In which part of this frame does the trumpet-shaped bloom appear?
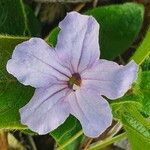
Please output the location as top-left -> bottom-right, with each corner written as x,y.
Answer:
6,12 -> 138,137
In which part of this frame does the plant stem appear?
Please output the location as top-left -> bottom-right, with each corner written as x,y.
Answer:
57,130 -> 83,150
83,138 -> 93,150
28,135 -> 37,150
0,130 -> 8,150
89,132 -> 127,150
129,26 -> 150,65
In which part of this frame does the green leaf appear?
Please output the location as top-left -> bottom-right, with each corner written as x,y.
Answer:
46,27 -> 60,47
125,125 -> 150,150
141,56 -> 150,71
0,0 -> 40,129
112,102 -> 150,150
121,105 -> 150,150
0,0 -> 41,36
47,3 -> 144,60
25,4 -> 41,36
130,27 -> 150,65
0,35 -> 34,129
139,71 -> 150,116
51,116 -> 82,150
111,71 -> 150,150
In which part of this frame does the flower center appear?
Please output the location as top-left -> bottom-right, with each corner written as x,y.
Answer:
68,73 -> 81,91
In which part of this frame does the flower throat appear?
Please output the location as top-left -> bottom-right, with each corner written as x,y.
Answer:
68,73 -> 81,90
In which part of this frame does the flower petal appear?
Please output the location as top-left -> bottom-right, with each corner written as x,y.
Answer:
20,84 -> 70,135
81,60 -> 138,99
7,38 -> 71,88
67,88 -> 112,137
56,12 -> 100,73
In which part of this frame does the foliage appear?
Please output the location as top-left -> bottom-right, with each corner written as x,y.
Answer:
0,0 -> 41,36
0,1 -> 149,150
111,71 -> 150,149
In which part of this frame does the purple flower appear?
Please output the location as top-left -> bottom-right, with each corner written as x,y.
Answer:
6,12 -> 138,137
